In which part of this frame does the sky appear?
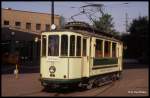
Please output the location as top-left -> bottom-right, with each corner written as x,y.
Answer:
2,1 -> 149,33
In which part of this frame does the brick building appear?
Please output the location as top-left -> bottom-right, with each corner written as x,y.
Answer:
1,8 -> 61,66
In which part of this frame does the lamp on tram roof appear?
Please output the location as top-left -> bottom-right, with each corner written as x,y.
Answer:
51,24 -> 56,30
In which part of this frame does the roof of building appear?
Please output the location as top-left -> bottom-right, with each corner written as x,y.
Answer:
2,8 -> 60,17
1,27 -> 40,41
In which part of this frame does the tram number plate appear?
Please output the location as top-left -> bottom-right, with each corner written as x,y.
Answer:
47,57 -> 59,61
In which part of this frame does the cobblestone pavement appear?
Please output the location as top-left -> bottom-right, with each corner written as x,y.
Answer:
1,66 -> 149,97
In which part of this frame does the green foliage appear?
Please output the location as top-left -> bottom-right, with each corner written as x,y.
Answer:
93,13 -> 114,33
129,16 -> 148,36
122,16 -> 149,63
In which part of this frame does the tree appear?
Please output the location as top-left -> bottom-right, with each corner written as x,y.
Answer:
93,13 -> 114,33
122,16 -> 149,63
129,16 -> 148,37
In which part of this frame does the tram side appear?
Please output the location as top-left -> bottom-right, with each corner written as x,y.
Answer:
39,31 -> 123,89
78,35 -> 123,89
89,37 -> 123,78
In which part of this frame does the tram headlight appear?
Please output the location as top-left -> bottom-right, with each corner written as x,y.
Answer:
49,66 -> 56,73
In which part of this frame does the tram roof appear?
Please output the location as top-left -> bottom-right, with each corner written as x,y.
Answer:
43,21 -> 122,42
43,29 -> 121,42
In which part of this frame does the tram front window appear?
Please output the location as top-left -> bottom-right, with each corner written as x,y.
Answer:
42,35 -> 46,56
61,35 -> 68,56
48,35 -> 59,56
76,36 -> 81,56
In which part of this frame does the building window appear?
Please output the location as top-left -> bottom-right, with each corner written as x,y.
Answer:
15,21 -> 21,27
4,20 -> 9,25
70,35 -> 75,56
83,38 -> 87,56
61,35 -> 68,56
48,35 -> 59,56
26,23 -> 31,30
112,43 -> 117,57
45,24 -> 50,31
76,36 -> 81,56
36,24 -> 41,30
104,41 -> 111,57
95,39 -> 103,58
42,35 -> 46,57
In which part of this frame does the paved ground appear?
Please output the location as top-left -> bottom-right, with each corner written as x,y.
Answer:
1,65 -> 149,97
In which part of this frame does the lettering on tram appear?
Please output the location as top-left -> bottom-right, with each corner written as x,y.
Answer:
39,22 -> 123,90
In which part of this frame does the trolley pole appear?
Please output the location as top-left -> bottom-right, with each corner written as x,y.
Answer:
125,12 -> 129,32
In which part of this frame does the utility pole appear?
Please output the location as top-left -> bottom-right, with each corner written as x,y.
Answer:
51,1 -> 56,30
51,1 -> 54,25
125,12 -> 128,32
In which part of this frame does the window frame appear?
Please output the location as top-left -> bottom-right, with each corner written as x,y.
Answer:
36,23 -> 41,30
104,40 -> 111,58
4,20 -> 9,26
61,35 -> 68,56
112,42 -> 117,58
82,38 -> 87,56
15,21 -> 21,27
76,36 -> 81,56
69,35 -> 75,56
26,22 -> 31,30
41,35 -> 47,57
48,35 -> 59,56
95,39 -> 103,58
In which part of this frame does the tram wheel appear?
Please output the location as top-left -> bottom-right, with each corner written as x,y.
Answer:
116,72 -> 122,80
86,79 -> 94,90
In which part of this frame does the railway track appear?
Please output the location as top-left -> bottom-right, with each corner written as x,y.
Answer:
94,81 -> 115,96
42,80 -> 116,97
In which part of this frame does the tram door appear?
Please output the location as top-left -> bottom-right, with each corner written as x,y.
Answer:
82,37 -> 90,77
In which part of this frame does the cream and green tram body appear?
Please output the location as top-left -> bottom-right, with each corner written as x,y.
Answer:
40,29 -> 123,89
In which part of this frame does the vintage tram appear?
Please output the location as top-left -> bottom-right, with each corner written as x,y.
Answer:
39,22 -> 123,89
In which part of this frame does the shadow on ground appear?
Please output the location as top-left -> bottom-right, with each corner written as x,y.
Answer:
42,86 -> 85,94
41,82 -> 113,95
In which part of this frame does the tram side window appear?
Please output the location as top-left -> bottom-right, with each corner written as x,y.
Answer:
48,35 -> 59,56
61,35 -> 68,56
95,39 -> 103,58
70,35 -> 75,56
42,35 -> 46,56
112,43 -> 116,57
83,38 -> 87,56
104,41 -> 111,57
76,36 -> 81,56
